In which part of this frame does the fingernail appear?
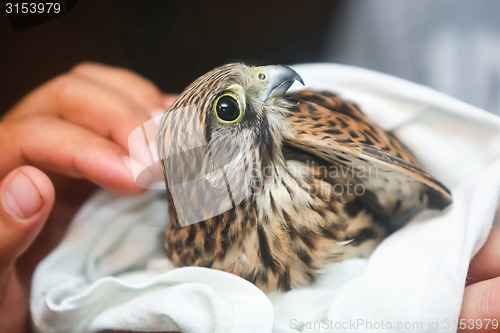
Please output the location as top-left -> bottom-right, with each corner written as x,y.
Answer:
163,94 -> 178,108
122,156 -> 153,189
1,171 -> 43,219
149,108 -> 165,119
122,155 -> 133,172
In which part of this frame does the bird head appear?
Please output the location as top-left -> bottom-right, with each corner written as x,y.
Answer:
158,63 -> 304,202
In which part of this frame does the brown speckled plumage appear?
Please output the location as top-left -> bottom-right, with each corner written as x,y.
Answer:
158,63 -> 451,292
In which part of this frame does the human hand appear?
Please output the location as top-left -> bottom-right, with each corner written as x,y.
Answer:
0,63 -> 176,332
460,227 -> 500,332
0,62 -> 175,193
0,166 -> 54,332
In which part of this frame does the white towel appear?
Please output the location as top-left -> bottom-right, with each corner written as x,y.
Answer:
31,64 -> 500,333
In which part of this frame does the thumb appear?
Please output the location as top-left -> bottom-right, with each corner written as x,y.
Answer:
0,166 -> 55,270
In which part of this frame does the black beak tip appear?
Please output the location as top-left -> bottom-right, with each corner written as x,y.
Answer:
283,65 -> 305,86
296,74 -> 305,86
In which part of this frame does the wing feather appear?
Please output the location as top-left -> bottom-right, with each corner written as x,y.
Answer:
284,89 -> 452,212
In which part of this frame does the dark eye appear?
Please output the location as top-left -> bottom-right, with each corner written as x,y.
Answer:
215,95 -> 241,123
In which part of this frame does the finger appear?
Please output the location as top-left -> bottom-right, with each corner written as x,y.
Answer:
149,94 -> 179,118
163,93 -> 179,109
468,228 -> 500,284
0,166 -> 55,271
459,276 -> 500,332
1,115 -> 149,194
0,266 -> 27,332
70,62 -> 167,112
10,73 -> 151,151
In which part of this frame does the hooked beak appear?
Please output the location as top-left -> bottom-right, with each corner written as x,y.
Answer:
256,65 -> 304,101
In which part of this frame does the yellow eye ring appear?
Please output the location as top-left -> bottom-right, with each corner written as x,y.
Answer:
213,93 -> 243,124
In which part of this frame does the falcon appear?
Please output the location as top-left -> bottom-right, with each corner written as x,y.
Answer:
157,63 -> 451,292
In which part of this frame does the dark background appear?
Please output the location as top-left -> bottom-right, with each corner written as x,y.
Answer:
0,0 -> 341,114
2,1 -> 500,115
